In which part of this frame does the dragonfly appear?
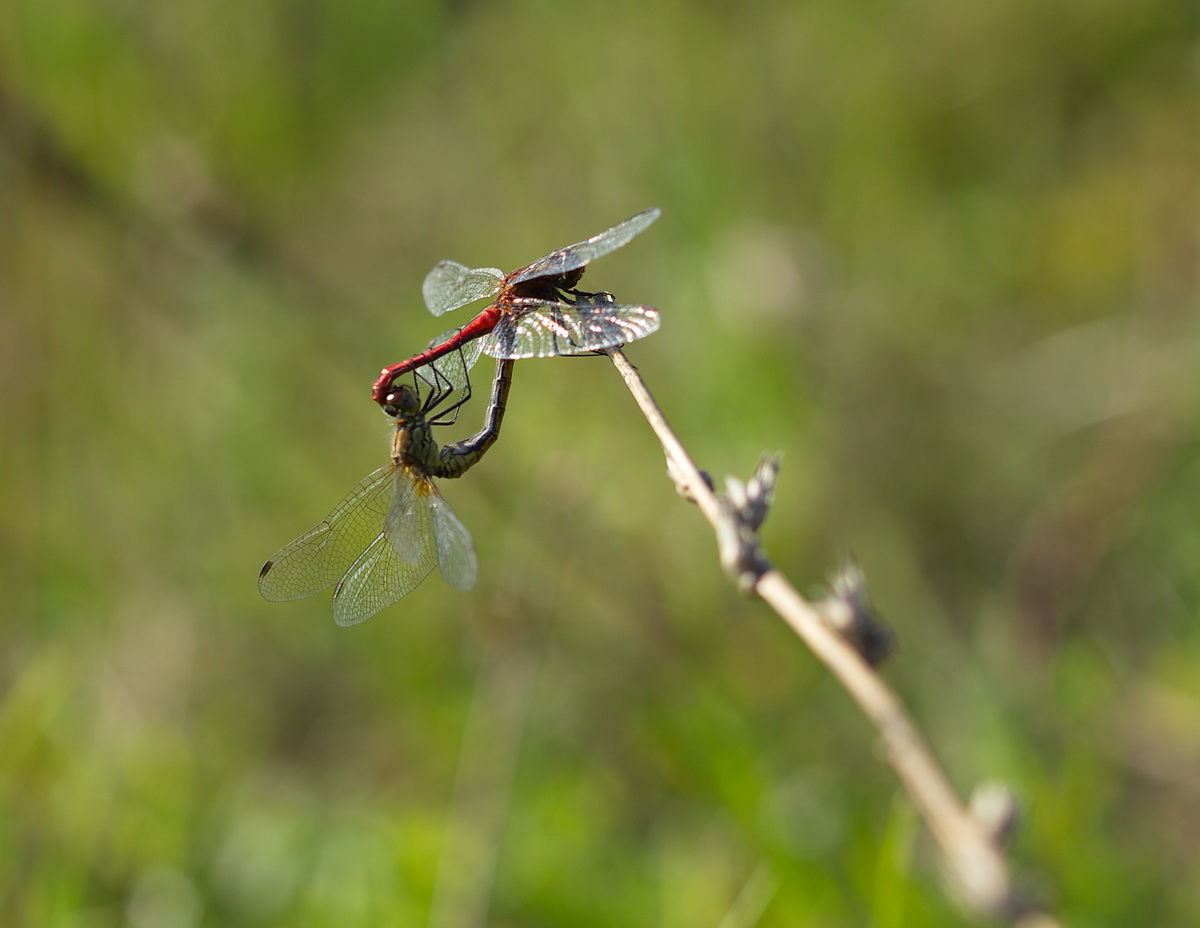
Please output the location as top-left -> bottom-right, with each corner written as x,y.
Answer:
260,350 -> 512,626
372,207 -> 661,408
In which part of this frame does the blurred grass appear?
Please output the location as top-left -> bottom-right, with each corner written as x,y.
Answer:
2,0 -> 1199,924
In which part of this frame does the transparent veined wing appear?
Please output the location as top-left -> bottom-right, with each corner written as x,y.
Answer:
417,327 -> 485,393
259,466 -> 397,603
332,470 -> 439,626
383,469 -> 427,564
479,299 -> 661,359
508,208 -> 661,287
429,492 -> 477,591
422,260 -> 504,316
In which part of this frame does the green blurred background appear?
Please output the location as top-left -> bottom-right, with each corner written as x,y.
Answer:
3,0 -> 1198,924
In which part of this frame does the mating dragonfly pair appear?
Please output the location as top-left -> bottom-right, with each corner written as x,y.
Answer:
259,208 -> 662,625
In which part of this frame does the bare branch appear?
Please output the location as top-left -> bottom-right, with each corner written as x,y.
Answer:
605,347 -> 1061,925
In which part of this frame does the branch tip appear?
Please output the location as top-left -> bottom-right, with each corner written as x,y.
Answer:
816,558 -> 895,667
969,781 -> 1021,851
716,454 -> 782,590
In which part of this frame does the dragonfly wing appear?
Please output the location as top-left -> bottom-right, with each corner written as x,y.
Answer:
332,534 -> 436,627
258,466 -> 396,603
331,471 -> 438,626
479,300 -> 661,359
508,208 -> 661,286
428,491 -> 478,591
423,260 -> 504,316
384,469 -> 433,564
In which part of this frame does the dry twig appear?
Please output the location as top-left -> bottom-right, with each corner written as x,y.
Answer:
605,347 -> 1061,926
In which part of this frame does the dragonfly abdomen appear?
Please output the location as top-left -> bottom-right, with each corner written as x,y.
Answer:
434,358 -> 514,480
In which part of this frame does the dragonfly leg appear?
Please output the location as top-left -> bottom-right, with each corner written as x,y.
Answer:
563,288 -> 617,306
424,348 -> 477,426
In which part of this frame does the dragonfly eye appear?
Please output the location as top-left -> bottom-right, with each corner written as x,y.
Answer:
383,384 -> 421,418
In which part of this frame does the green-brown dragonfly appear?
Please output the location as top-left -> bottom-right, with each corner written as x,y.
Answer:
260,345 -> 511,626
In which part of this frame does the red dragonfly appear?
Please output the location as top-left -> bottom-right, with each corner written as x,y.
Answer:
372,207 -> 661,407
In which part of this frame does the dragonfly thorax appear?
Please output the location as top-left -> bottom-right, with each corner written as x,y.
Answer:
391,416 -> 440,470
509,267 -> 586,302
386,383 -> 441,472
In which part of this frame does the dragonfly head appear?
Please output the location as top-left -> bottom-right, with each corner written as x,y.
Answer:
381,383 -> 422,420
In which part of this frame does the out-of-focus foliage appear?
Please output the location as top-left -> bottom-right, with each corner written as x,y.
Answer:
2,0 -> 1198,924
